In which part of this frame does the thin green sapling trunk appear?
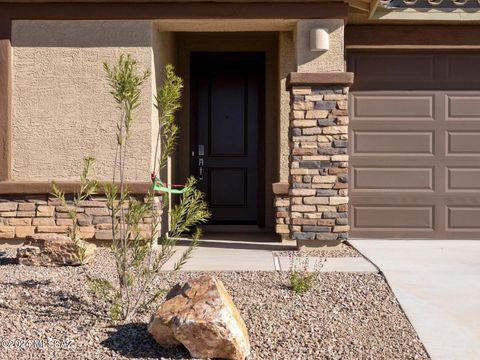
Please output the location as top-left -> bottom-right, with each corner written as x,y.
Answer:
88,55 -> 209,321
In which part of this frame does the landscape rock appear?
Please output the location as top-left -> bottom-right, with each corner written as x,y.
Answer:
148,275 -> 250,360
0,248 -> 430,360
16,233 -> 97,266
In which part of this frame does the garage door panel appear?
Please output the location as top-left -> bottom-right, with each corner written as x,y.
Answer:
348,50 -> 480,239
351,190 -> 480,202
353,167 -> 434,191
350,195 -> 443,238
447,207 -> 480,230
447,132 -> 480,155
352,94 -> 434,120
352,206 -> 434,230
447,168 -> 480,191
352,131 -> 434,155
447,94 -> 480,120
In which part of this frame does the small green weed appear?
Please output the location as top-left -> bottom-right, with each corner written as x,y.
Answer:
288,253 -> 326,294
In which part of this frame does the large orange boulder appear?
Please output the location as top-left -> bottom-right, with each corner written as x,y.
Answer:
148,275 -> 250,360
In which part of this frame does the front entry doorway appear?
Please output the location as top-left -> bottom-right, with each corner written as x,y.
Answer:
190,52 -> 265,225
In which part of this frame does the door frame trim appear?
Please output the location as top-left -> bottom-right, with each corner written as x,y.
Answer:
189,51 -> 266,226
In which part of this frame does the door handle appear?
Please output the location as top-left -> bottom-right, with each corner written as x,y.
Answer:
198,158 -> 204,180
198,145 -> 205,180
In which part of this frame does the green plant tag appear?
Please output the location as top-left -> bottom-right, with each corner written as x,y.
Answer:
152,178 -> 186,194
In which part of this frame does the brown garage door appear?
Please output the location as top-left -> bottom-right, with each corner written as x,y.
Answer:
348,51 -> 480,239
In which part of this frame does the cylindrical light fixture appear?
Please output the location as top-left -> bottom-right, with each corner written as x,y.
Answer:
310,28 -> 329,52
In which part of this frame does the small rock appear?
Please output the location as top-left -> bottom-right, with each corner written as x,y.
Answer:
148,275 -> 251,360
16,233 -> 96,266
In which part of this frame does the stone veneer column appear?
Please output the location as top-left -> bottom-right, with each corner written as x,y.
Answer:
286,72 -> 353,247
272,182 -> 290,240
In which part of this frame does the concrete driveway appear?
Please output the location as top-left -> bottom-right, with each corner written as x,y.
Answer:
350,240 -> 480,360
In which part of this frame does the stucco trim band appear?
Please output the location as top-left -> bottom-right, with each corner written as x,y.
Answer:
286,72 -> 354,89
0,2 -> 349,21
0,182 -> 160,195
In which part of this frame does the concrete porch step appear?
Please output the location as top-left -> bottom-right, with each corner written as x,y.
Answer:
162,238 -> 378,273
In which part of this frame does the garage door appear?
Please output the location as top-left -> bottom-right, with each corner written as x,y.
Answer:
348,51 -> 480,239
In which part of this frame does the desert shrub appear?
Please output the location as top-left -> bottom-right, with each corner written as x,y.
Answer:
87,55 -> 210,321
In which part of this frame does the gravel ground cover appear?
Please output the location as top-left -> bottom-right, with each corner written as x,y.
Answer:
274,242 -> 362,258
0,248 -> 428,360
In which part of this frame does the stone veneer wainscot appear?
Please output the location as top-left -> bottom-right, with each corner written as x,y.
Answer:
0,195 -> 155,241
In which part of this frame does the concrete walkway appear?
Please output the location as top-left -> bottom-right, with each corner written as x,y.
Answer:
162,238 -> 377,272
163,239 -> 285,271
350,240 -> 480,360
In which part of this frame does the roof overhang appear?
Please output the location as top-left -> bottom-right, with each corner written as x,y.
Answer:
381,0 -> 480,9
347,0 -> 480,22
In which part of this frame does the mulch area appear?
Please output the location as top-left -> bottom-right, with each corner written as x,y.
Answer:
273,242 -> 363,258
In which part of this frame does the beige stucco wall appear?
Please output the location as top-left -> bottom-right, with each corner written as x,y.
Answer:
152,28 -> 176,233
152,28 -> 176,183
12,20 -> 156,181
295,19 -> 345,73
278,31 -> 296,183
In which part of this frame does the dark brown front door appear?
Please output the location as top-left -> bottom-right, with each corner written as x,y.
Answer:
191,52 -> 265,224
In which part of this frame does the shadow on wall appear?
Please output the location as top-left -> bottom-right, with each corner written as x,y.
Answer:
12,20 -> 153,47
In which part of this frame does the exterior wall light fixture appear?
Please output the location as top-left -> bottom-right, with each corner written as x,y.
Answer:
310,28 -> 329,52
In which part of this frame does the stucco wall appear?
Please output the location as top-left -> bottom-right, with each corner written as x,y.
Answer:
152,29 -> 175,179
278,31 -> 296,183
152,28 -> 176,233
12,20 -> 155,181
295,19 -> 345,73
